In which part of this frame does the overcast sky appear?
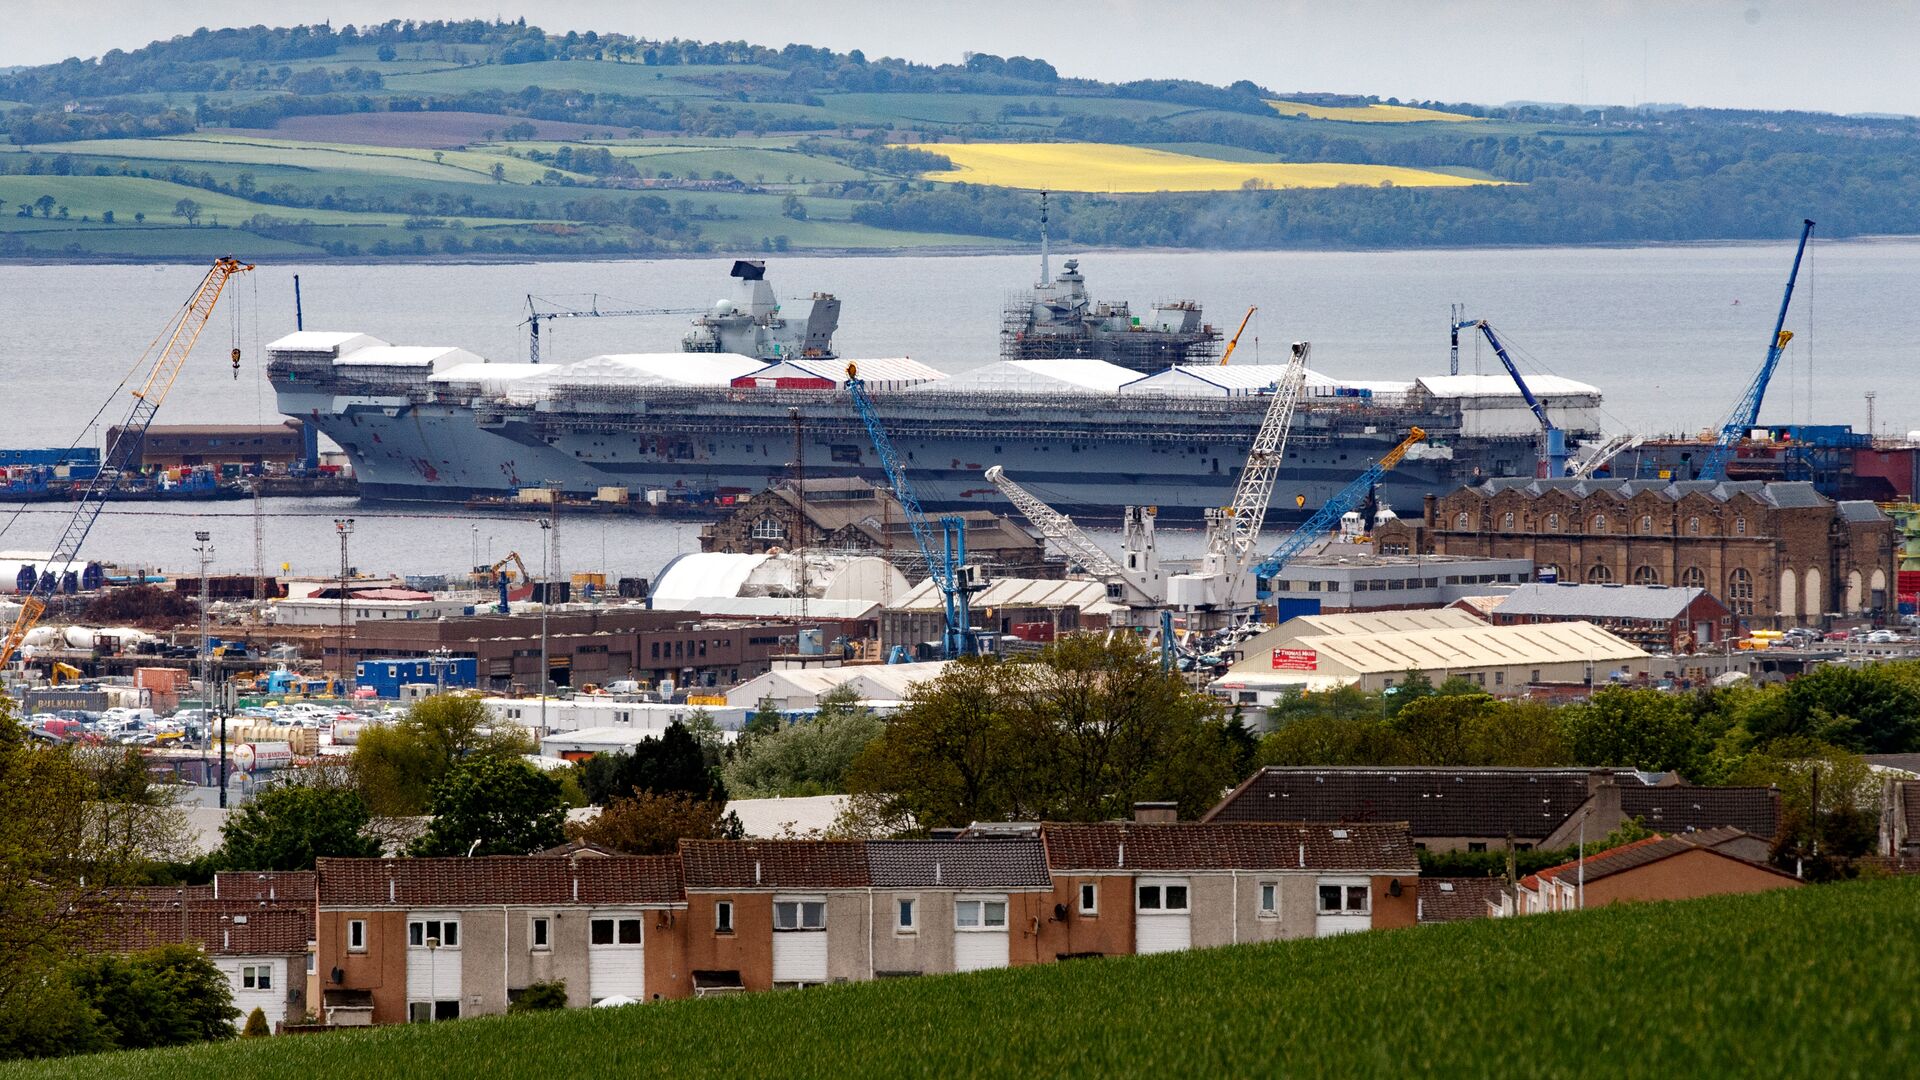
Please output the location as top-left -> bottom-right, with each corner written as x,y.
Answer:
4,0 -> 1913,116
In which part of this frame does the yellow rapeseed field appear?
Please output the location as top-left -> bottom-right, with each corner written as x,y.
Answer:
1266,100 -> 1476,123
911,142 -> 1503,193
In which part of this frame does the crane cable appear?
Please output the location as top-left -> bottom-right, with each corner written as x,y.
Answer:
0,279 -> 204,544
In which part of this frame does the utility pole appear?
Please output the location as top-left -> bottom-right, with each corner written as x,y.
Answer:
334,518 -> 354,688
430,646 -> 451,696
250,477 -> 266,620
195,531 -> 225,807
792,407 -> 809,626
538,516 -> 552,739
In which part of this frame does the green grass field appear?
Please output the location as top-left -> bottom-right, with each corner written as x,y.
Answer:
7,878 -> 1913,1078
381,61 -> 771,98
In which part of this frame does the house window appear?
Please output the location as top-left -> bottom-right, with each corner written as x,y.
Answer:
1681,566 -> 1706,590
955,898 -> 1008,929
1317,884 -> 1371,915
1136,883 -> 1190,912
1728,568 -> 1755,616
1258,882 -> 1279,918
1734,516 -> 1747,536
531,917 -> 550,950
1547,512 -> 1560,531
241,964 -> 272,990
1494,671 -> 1505,686
1454,511 -> 1470,530
897,898 -> 917,933
715,901 -> 733,935
773,899 -> 827,931
408,1001 -> 460,1023
1078,883 -> 1098,916
590,917 -> 642,945
307,951 -> 316,975
1633,565 -> 1660,585
1587,564 -> 1612,584
1687,516 -> 1700,535
1592,513 -> 1607,532
1502,511 -> 1515,530
1468,842 -> 1488,853
1640,514 -> 1653,534
408,919 -> 458,948
751,516 -> 785,540
348,920 -> 366,952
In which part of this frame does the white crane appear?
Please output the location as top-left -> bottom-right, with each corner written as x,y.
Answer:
1168,341 -> 1311,614
1571,433 -> 1644,479
983,466 -> 1165,610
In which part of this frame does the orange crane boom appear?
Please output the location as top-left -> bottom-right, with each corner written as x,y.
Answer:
1219,305 -> 1257,365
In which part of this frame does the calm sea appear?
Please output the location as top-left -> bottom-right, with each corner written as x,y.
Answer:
2,239 -> 1915,578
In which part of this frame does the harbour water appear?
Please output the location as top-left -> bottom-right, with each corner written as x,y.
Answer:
2,239 -> 1916,575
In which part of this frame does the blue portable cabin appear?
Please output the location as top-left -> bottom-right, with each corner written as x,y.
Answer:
353,656 -> 479,699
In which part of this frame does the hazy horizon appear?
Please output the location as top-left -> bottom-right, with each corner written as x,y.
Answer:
1,0 -> 1914,117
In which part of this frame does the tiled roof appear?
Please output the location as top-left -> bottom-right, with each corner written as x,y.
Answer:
679,840 -> 870,890
1205,766 -> 1650,840
1417,878 -> 1502,923
865,839 -> 1052,889
1039,822 -> 1417,873
1620,787 -> 1779,839
82,895 -> 312,955
213,870 -> 316,904
316,856 -> 684,907
1836,500 -> 1888,523
1467,477 -> 1836,509
1525,832 -> 1798,890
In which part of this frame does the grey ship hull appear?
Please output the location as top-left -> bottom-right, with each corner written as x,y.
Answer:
278,383 -> 1545,522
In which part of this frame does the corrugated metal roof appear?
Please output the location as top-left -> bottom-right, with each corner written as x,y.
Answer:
888,576 -> 1108,612
1494,582 -> 1705,620
1291,621 -> 1646,675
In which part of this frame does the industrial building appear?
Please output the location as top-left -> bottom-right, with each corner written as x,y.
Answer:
648,550 -> 907,623
1266,552 -> 1535,618
1376,478 -> 1895,628
103,420 -> 313,470
1477,581 -> 1736,654
882,577 -> 1116,656
1210,608 -> 1649,707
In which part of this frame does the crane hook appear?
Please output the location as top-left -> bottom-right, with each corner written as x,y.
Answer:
231,346 -> 242,380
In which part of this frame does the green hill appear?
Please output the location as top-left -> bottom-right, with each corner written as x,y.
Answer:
6,877 -> 1916,1078
3,20 -> 1920,260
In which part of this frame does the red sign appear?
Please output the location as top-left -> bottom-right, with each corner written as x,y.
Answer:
1271,648 -> 1318,671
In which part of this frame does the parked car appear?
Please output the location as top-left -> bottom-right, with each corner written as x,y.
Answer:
1866,629 -> 1900,643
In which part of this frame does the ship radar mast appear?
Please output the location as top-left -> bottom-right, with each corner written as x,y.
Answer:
1038,190 -> 1050,287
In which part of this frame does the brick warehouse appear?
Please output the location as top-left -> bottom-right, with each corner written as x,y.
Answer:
1374,478 -> 1893,629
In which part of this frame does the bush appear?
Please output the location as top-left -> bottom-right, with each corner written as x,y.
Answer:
64,944 -> 238,1050
509,981 -> 569,1013
241,1007 -> 269,1038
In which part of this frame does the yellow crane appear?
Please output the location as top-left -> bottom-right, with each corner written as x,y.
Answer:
1,257 -> 253,669
1219,305 -> 1257,365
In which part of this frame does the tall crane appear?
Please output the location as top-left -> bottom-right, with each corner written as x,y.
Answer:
1249,427 -> 1427,596
1571,433 -> 1644,479
1697,218 -> 1816,482
846,363 -> 980,659
482,552 -> 534,614
983,466 -> 1164,609
1463,318 -> 1566,478
2,257 -> 254,668
1219,306 -> 1257,365
521,294 -> 705,362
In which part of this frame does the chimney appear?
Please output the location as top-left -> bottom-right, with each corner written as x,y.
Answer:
1133,801 -> 1178,824
1423,492 -> 1438,527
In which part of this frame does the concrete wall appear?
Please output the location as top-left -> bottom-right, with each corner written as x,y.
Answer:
871,890 -> 956,976
826,893 -> 871,984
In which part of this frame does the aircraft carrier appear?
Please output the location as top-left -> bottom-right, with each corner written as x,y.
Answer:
267,261 -> 1602,522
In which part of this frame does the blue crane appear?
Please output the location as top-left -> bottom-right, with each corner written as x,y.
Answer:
1461,318 -> 1566,478
1250,428 -> 1426,599
845,363 -> 978,660
1697,219 -> 1816,482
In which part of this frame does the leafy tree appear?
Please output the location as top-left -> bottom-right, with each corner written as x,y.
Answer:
724,685 -> 882,797
745,696 -> 783,738
171,198 -> 201,225
241,1007 -> 269,1037
411,756 -> 566,857
578,721 -> 725,805
352,694 -> 532,815
33,195 -> 54,218
508,981 -> 568,1013
217,781 -> 381,871
65,944 -> 238,1050
1559,687 -> 1708,775
566,791 -> 742,855
1725,737 -> 1879,879
1772,663 -> 1920,754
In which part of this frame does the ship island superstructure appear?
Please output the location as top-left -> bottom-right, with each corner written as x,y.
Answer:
267,263 -> 1603,521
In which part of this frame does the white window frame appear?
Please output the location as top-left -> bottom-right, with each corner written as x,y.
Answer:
1136,879 -> 1191,913
954,895 -> 1008,931
407,917 -> 460,949
241,964 -> 272,990
714,900 -> 734,935
1257,880 -> 1279,918
896,897 -> 917,934
1316,879 -> 1371,915
1078,882 -> 1098,916
306,951 -> 317,975
589,914 -> 644,947
347,919 -> 366,952
772,896 -> 827,932
530,916 -> 550,951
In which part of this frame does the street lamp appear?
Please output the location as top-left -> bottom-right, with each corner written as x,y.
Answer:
333,518 -> 354,688
538,517 -> 552,738
194,531 -> 225,808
